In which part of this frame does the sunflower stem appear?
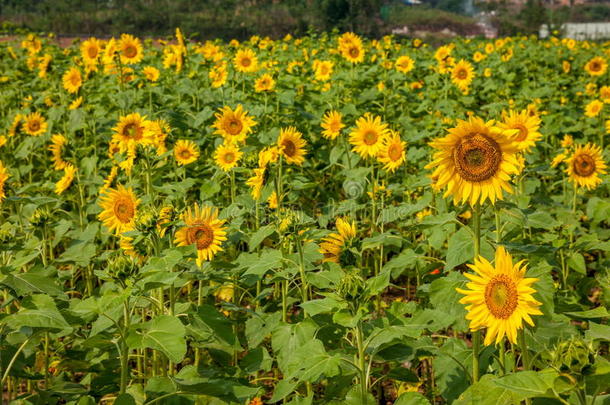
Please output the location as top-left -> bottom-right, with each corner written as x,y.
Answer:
518,328 -> 530,371
472,202 -> 482,383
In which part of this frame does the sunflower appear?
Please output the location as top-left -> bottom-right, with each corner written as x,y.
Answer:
234,49 -> 258,73
209,65 -> 228,88
456,246 -> 543,346
584,56 -> 607,76
69,96 -> 83,110
565,143 -> 607,190
0,161 -> 9,203
562,60 -> 570,73
49,134 -> 68,170
23,112 -> 48,137
112,113 -> 148,151
119,34 -> 144,64
9,114 -> 23,137
313,60 -> 333,81
143,66 -> 160,82
319,217 -> 357,265
212,105 -> 256,144
98,185 -> 140,235
395,55 -> 414,74
254,73 -> 275,92
143,119 -> 170,155
497,110 -> 542,153
81,37 -> 102,64
214,142 -> 242,171
341,41 -> 364,64
174,140 -> 200,166
246,168 -> 266,200
277,127 -> 307,165
585,100 -> 603,118
258,146 -> 279,168
349,113 -> 390,159
377,130 -> 407,172
321,110 -> 344,140
62,67 -> 82,94
451,59 -> 475,92
426,116 -> 521,206
55,164 -> 76,195
174,204 -> 227,267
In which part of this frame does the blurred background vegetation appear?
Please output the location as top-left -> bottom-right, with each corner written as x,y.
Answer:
1,0 -> 610,40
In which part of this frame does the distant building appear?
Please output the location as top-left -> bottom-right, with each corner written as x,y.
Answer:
540,22 -> 610,39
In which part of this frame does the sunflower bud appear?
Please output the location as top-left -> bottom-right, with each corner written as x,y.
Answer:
338,268 -> 366,301
551,338 -> 595,376
29,208 -> 49,227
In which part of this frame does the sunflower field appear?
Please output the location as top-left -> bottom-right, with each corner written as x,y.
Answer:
0,30 -> 609,405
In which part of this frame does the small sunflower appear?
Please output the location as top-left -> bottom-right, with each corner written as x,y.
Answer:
254,73 -> 275,92
9,114 -> 23,137
565,143 -> 607,190
143,66 -> 160,82
69,96 -> 83,110
212,105 -> 256,144
214,142 -> 242,171
62,67 -> 82,94
451,59 -> 475,92
395,55 -> 415,74
277,127 -> 307,165
174,204 -> 227,267
319,217 -> 357,265
456,246 -> 543,346
48,134 -> 68,170
321,110 -> 344,140
234,49 -> 258,73
339,33 -> 365,64
81,37 -> 102,64
377,130 -> 407,172
585,100 -> 603,118
98,185 -> 140,235
0,161 -> 9,203
426,116 -> 521,206
112,113 -> 149,151
246,168 -> 266,200
349,113 -> 390,159
23,112 -> 48,137
55,164 -> 76,195
174,140 -> 200,166
497,110 -> 542,153
119,34 -> 144,64
313,60 -> 333,81
584,56 -> 607,76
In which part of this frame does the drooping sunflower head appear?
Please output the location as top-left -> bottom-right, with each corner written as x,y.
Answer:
451,59 -> 475,92
246,167 -> 266,200
377,130 -> 407,173
9,114 -> 23,137
277,126 -> 307,166
395,55 -> 414,74
319,217 -> 358,266
48,134 -> 69,170
254,73 -> 275,92
98,185 -> 140,235
234,48 -> 258,73
23,112 -> 48,137
566,143 -> 607,190
174,203 -> 227,267
112,113 -> 148,151
321,110 -> 344,140
584,56 -> 607,76
81,37 -> 102,63
456,246 -> 543,346
426,116 -> 521,206
119,34 -> 144,64
55,164 -> 77,195
349,113 -> 390,159
498,109 -> 542,153
62,67 -> 82,94
0,161 -> 9,203
212,104 -> 257,144
214,142 -> 243,171
174,139 -> 200,166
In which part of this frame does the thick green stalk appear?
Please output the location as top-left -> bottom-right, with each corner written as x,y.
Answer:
471,202 -> 482,383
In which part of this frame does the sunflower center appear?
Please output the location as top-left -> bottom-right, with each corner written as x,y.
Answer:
223,152 -> 235,163
484,274 -> 518,319
363,130 -> 378,145
87,46 -> 98,59
591,61 -> 600,72
225,118 -> 243,135
123,123 -> 142,140
187,224 -> 214,250
180,149 -> 192,159
513,124 -> 529,142
282,139 -> 296,157
241,57 -> 251,67
388,143 -> 402,161
573,153 -> 596,177
113,199 -> 135,223
453,134 -> 502,182
320,66 -> 329,75
329,120 -> 341,132
30,121 -> 40,131
70,74 -> 80,86
456,68 -> 468,80
124,45 -> 137,58
349,46 -> 359,58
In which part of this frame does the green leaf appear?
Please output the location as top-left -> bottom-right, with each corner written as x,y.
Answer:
527,211 -> 559,229
564,307 -> 609,319
444,227 -> 473,271
300,297 -> 346,317
240,249 -> 283,277
249,225 -> 276,252
189,304 -> 238,348
57,242 -> 96,267
245,311 -> 282,348
395,392 -> 431,405
127,315 -> 186,363
586,322 -> 610,341
567,253 -> 586,274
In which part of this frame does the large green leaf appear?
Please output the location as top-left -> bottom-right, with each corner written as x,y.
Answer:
127,315 -> 186,363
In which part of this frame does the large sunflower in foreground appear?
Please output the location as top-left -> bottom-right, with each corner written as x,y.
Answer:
456,246 -> 542,346
319,217 -> 357,265
23,112 -> 48,137
451,59 -> 475,92
426,116 -> 520,206
497,110 -> 542,153
339,32 -> 365,64
212,105 -> 256,144
395,55 -> 414,74
0,161 -> 9,203
277,127 -> 307,165
98,185 -> 140,235
81,37 -> 102,64
565,143 -> 607,190
174,204 -> 227,267
119,34 -> 144,64
349,113 -> 390,159
214,142 -> 242,171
